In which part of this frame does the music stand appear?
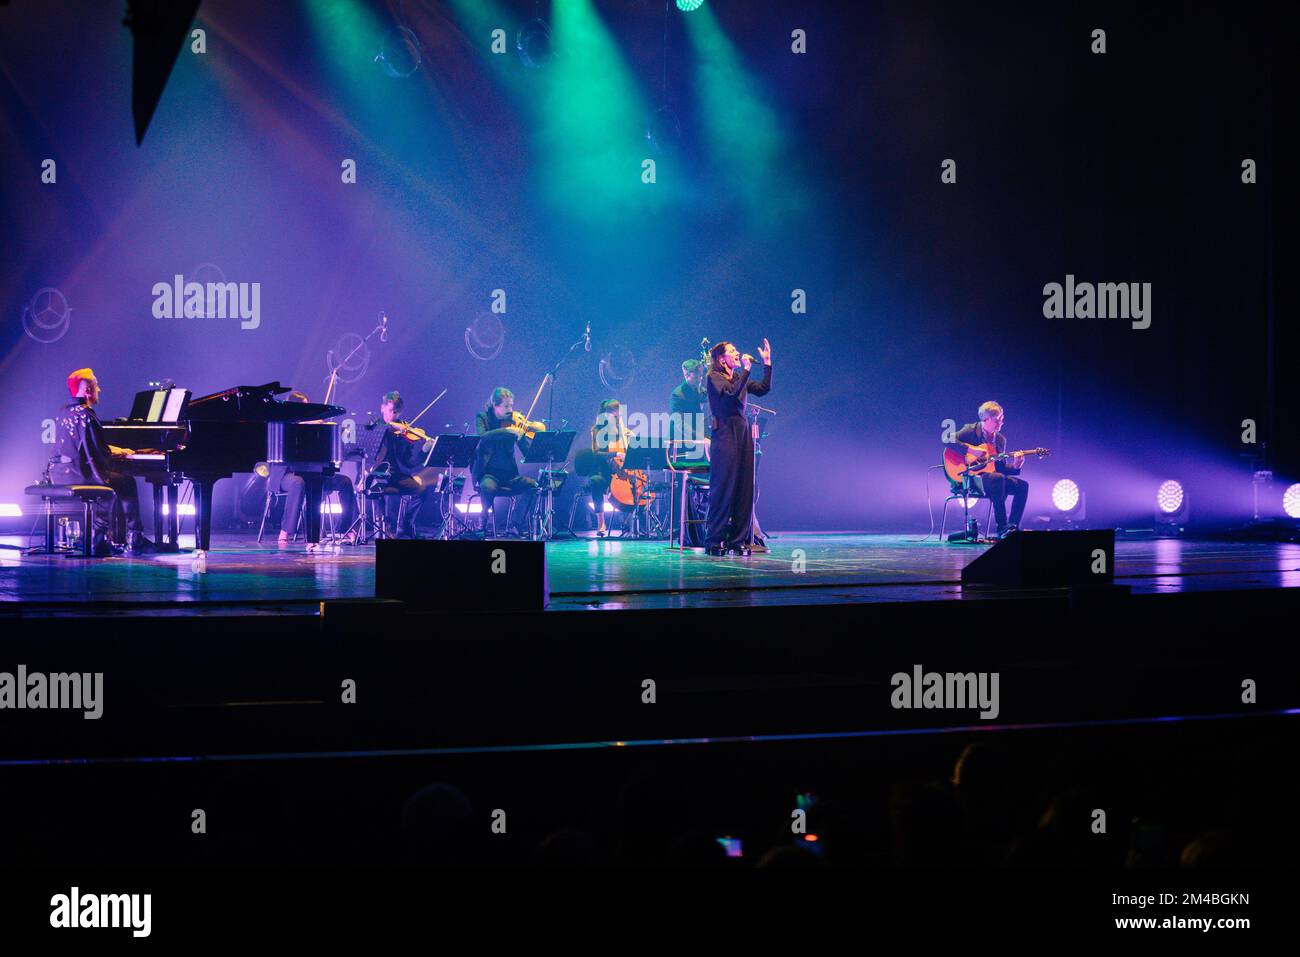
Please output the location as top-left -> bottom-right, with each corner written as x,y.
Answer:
617,444 -> 665,539
420,434 -> 481,540
521,430 -> 576,540
344,421 -> 393,544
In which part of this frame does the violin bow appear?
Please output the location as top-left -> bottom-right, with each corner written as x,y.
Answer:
404,388 -> 447,428
522,373 -> 550,425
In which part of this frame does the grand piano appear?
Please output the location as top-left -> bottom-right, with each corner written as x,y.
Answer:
103,383 -> 344,552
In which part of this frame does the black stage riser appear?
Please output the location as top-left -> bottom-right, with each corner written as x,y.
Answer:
961,530 -> 1116,588
375,539 -> 548,611
2,588 -> 1298,762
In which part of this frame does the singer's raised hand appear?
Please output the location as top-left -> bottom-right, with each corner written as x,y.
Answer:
758,338 -> 771,364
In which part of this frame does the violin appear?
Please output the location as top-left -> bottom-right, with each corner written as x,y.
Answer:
506,410 -> 546,441
386,389 -> 447,445
390,421 -> 433,443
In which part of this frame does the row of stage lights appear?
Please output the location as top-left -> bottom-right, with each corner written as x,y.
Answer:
1046,478 -> 1300,533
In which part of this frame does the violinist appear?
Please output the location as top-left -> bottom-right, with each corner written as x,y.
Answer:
274,391 -> 357,544
473,387 -> 539,537
373,390 -> 436,539
585,399 -> 630,538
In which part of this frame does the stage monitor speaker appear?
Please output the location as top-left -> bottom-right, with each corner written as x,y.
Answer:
376,539 -> 548,611
960,529 -> 1114,588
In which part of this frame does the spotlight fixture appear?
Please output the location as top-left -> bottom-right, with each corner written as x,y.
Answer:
1156,480 -> 1184,514
1283,483 -> 1300,520
676,0 -> 705,11
1154,479 -> 1188,536
1050,478 -> 1086,524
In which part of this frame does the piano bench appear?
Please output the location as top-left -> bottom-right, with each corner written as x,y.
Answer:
24,484 -> 116,557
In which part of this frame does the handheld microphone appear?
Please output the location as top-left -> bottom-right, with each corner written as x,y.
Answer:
584,321 -> 591,352
379,312 -> 388,343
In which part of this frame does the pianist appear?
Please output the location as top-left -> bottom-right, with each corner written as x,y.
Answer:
272,391 -> 357,544
50,368 -> 150,555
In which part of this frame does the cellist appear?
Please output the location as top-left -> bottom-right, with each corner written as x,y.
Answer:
583,399 -> 631,538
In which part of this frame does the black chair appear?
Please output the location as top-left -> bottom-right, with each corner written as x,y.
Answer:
469,478 -> 519,539
25,483 -> 117,557
258,483 -> 343,543
665,439 -> 711,550
939,480 -> 995,540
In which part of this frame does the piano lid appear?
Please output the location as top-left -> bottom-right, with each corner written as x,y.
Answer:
187,382 -> 344,422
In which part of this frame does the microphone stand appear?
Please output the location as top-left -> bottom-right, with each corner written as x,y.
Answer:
546,332 -> 588,430
323,317 -> 386,407
747,401 -> 775,546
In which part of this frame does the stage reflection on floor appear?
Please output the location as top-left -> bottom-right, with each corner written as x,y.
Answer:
4,531 -> 1299,615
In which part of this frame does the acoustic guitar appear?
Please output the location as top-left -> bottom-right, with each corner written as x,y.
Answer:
943,444 -> 1050,484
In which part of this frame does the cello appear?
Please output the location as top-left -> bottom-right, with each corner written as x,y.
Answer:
605,414 -> 655,508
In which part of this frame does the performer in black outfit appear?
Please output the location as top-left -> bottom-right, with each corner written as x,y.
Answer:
704,339 -> 772,556
370,390 -> 435,538
944,400 -> 1028,540
49,367 -> 148,555
272,391 -> 356,544
473,387 -> 539,537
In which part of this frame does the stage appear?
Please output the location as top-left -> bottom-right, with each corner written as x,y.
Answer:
2,530 -> 1298,615
1,526 -> 1297,764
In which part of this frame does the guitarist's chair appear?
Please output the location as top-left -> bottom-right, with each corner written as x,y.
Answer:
940,478 -> 994,541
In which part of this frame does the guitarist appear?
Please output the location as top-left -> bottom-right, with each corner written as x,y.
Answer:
944,401 -> 1029,540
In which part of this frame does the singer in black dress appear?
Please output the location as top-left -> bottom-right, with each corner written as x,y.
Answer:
704,339 -> 771,555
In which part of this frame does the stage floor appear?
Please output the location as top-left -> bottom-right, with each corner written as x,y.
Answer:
2,531 -> 1298,614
